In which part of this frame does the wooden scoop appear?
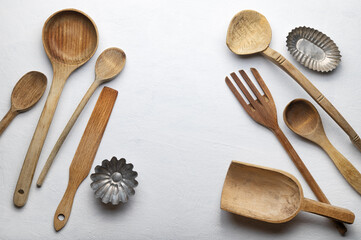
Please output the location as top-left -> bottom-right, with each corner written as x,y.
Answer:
284,99 -> 361,195
221,161 -> 355,224
13,9 -> 98,207
54,87 -> 117,231
226,10 -> 361,153
37,47 -> 126,187
0,71 -> 47,135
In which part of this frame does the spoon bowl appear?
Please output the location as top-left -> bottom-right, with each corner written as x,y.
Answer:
11,71 -> 47,112
0,71 -> 47,135
284,99 -> 361,195
95,47 -> 126,82
221,161 -> 354,224
283,99 -> 322,139
226,10 -> 272,55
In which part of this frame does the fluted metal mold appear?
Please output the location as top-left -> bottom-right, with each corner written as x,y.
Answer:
286,26 -> 341,72
90,157 -> 138,205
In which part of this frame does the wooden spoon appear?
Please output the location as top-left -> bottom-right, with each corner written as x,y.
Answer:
226,10 -> 361,153
54,87 -> 118,231
221,161 -> 355,224
284,99 -> 361,195
0,71 -> 47,135
36,47 -> 126,187
13,9 -> 98,207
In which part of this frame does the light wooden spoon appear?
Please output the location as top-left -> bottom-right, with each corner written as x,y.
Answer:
226,10 -> 361,153
284,99 -> 361,195
221,161 -> 355,224
0,71 -> 47,135
37,47 -> 126,187
13,9 -> 98,207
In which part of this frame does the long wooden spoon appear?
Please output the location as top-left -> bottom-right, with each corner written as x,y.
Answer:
226,10 -> 361,152
36,47 -> 126,187
0,72 -> 47,135
54,87 -> 118,231
284,99 -> 361,195
13,9 -> 98,207
221,161 -> 355,224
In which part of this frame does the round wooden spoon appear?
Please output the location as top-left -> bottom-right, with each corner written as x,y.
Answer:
284,99 -> 361,195
37,47 -> 126,187
221,161 -> 354,224
0,72 -> 47,135
226,10 -> 361,153
13,9 -> 98,207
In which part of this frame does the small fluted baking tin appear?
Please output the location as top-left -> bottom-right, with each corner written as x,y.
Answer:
90,157 -> 138,205
286,26 -> 341,72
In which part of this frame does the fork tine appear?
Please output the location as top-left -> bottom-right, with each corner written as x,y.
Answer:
250,68 -> 273,100
230,72 -> 256,107
225,77 -> 251,113
239,70 -> 263,101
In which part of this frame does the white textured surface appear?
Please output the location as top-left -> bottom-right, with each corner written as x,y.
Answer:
0,0 -> 361,239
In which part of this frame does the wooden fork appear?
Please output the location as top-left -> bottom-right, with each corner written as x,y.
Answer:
226,68 -> 347,234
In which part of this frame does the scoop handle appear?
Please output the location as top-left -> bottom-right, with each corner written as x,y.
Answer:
262,47 -> 361,152
0,108 -> 18,135
13,68 -> 71,207
302,198 -> 355,224
54,181 -> 77,231
320,140 -> 361,195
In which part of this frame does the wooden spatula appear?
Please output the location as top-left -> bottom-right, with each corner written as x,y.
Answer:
53,86 -> 117,231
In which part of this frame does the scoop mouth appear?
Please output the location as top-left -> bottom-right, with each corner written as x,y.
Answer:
226,10 -> 272,55
42,9 -> 98,65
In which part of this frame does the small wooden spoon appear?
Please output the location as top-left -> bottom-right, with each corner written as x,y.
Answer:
284,99 -> 361,195
221,161 -> 355,224
0,72 -> 47,135
226,10 -> 361,153
37,47 -> 126,187
13,9 -> 98,207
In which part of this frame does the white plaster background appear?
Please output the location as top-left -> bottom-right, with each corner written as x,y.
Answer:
0,0 -> 360,239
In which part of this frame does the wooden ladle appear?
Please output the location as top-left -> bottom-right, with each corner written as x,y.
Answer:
0,71 -> 47,135
284,99 -> 361,195
37,47 -> 126,187
226,10 -> 361,152
221,161 -> 355,224
13,9 -> 98,207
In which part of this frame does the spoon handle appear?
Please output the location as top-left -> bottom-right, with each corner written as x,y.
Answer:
262,47 -> 361,152
0,108 -> 18,135
36,81 -> 100,187
321,140 -> 361,195
302,198 -> 354,224
13,69 -> 70,207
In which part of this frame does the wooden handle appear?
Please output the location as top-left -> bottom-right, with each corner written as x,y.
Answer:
54,182 -> 77,231
262,47 -> 361,152
0,108 -> 18,135
13,69 -> 69,207
54,87 -> 118,231
273,127 -> 347,234
36,81 -> 100,187
320,140 -> 361,195
302,198 -> 355,224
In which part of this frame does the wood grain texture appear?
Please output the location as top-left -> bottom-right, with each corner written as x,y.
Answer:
226,9 -> 361,156
36,47 -> 126,187
54,87 -> 118,232
284,99 -> 361,194
221,161 -> 355,224
13,9 -> 98,207
225,68 -> 347,234
0,71 -> 47,135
